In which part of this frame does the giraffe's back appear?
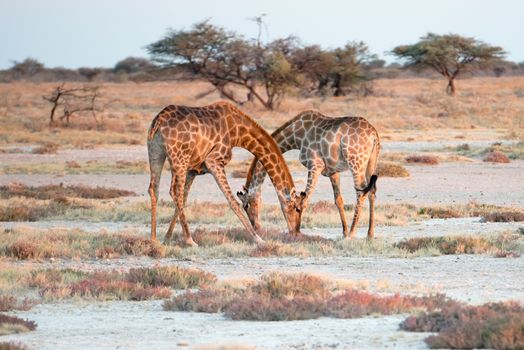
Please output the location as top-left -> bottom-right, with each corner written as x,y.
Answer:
285,111 -> 379,175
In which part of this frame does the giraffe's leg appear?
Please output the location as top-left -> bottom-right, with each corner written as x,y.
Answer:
347,173 -> 368,239
329,173 -> 349,238
302,161 -> 324,210
169,170 -> 197,247
164,171 -> 196,243
147,147 -> 166,241
367,186 -> 377,239
205,160 -> 264,245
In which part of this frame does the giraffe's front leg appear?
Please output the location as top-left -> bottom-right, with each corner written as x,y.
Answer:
205,159 -> 264,245
301,160 -> 324,211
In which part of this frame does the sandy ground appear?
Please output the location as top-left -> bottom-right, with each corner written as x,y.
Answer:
2,140 -> 524,350
2,302 -> 428,350
1,160 -> 523,206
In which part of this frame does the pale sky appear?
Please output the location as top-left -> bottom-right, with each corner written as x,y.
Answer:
1,0 -> 523,69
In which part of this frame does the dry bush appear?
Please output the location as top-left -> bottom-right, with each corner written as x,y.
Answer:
0,342 -> 28,350
418,207 -> 462,219
0,197 -> 89,221
394,236 -> 495,255
405,154 -> 440,165
483,151 -> 510,163
2,229 -> 166,260
31,266 -> 215,301
31,142 -> 59,154
165,272 -> 453,321
0,296 -> 34,312
125,266 -> 216,289
250,242 -> 283,257
0,314 -> 37,336
0,183 -> 135,200
230,169 -> 248,179
401,301 -> 524,349
482,211 -> 524,222
164,288 -> 240,313
377,162 -> 410,177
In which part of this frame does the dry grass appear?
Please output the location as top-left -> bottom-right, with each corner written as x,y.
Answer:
394,236 -> 497,255
1,78 -> 523,149
0,160 -> 149,175
2,227 -> 521,261
0,182 -> 136,200
164,272 -> 453,321
0,314 -> 36,336
30,266 -> 215,301
31,142 -> 59,154
405,154 -> 440,165
1,228 -> 167,259
482,211 -> 524,222
483,151 -> 511,163
376,162 -> 410,177
401,301 -> 524,349
0,296 -> 34,312
0,342 -> 28,350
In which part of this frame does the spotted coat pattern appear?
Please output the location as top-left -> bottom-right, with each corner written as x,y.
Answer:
147,101 -> 302,245
238,110 -> 380,239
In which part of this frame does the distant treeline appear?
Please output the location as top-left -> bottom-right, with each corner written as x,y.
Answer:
2,56 -> 523,84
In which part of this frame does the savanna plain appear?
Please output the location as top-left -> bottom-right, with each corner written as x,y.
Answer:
1,77 -> 524,350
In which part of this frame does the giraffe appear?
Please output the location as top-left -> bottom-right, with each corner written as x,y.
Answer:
237,110 -> 380,239
147,101 -> 304,246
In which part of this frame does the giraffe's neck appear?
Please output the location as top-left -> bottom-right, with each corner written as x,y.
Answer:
243,114 -> 306,199
227,109 -> 296,206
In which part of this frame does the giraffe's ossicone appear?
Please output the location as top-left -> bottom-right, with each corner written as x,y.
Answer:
147,101 -> 303,246
238,110 -> 380,239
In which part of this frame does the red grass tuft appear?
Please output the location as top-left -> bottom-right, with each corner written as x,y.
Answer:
483,151 -> 510,163
405,154 -> 440,165
401,301 -> 524,349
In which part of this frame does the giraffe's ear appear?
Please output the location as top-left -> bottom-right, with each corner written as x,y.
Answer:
289,188 -> 297,200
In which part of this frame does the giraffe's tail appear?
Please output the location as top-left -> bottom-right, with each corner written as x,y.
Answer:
362,136 -> 380,195
148,115 -> 162,141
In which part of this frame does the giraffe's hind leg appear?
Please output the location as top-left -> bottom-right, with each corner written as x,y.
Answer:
347,173 -> 368,239
164,171 -> 196,243
147,139 -> 166,241
329,173 -> 349,238
367,182 -> 377,239
169,169 -> 198,247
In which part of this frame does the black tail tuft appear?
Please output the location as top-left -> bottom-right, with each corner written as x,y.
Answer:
362,175 -> 378,195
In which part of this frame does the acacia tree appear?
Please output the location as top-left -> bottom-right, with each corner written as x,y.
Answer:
146,21 -> 298,109
291,42 -> 374,96
392,33 -> 505,95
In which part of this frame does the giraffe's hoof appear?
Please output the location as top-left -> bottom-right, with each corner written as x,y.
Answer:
185,238 -> 199,247
254,236 -> 265,246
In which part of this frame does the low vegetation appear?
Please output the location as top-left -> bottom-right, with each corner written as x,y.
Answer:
482,211 -> 524,222
405,154 -> 440,165
0,342 -> 28,350
376,162 -> 410,177
0,183 -> 135,200
483,151 -> 511,163
0,296 -> 34,312
164,272 -> 453,321
0,314 -> 36,336
401,301 -> 524,349
2,227 -> 521,260
30,266 -> 215,301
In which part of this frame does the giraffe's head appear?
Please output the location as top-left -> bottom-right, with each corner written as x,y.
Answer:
237,187 -> 305,235
237,186 -> 262,231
